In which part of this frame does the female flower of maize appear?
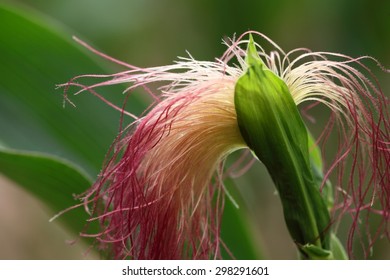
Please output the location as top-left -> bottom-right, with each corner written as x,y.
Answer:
62,31 -> 389,259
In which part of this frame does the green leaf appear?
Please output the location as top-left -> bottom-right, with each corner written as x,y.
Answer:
308,132 -> 334,211
301,244 -> 332,260
221,178 -> 263,259
234,39 -> 331,257
0,148 -> 96,234
0,4 -> 145,176
300,234 -> 348,260
308,132 -> 323,171
329,233 -> 348,260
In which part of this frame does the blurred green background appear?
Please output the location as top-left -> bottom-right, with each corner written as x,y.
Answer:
0,0 -> 388,259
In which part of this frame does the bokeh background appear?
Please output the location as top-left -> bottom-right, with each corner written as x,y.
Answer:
0,0 -> 389,259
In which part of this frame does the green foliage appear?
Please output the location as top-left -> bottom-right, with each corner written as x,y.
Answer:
0,148 -> 95,234
0,4 -> 144,175
308,133 -> 334,211
221,179 -> 263,259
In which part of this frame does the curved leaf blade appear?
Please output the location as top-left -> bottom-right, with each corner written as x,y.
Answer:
0,148 -> 95,234
0,4 -> 145,175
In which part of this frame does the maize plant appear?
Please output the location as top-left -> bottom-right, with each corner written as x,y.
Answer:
61,31 -> 389,260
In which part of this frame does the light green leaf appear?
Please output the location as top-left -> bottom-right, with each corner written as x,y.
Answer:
300,234 -> 348,260
301,244 -> 332,260
308,132 -> 334,210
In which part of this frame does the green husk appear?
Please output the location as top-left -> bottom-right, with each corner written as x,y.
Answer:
234,36 -> 333,258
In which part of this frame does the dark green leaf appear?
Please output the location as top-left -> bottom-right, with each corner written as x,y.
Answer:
221,178 -> 263,259
0,4 -> 145,176
0,148 -> 96,234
